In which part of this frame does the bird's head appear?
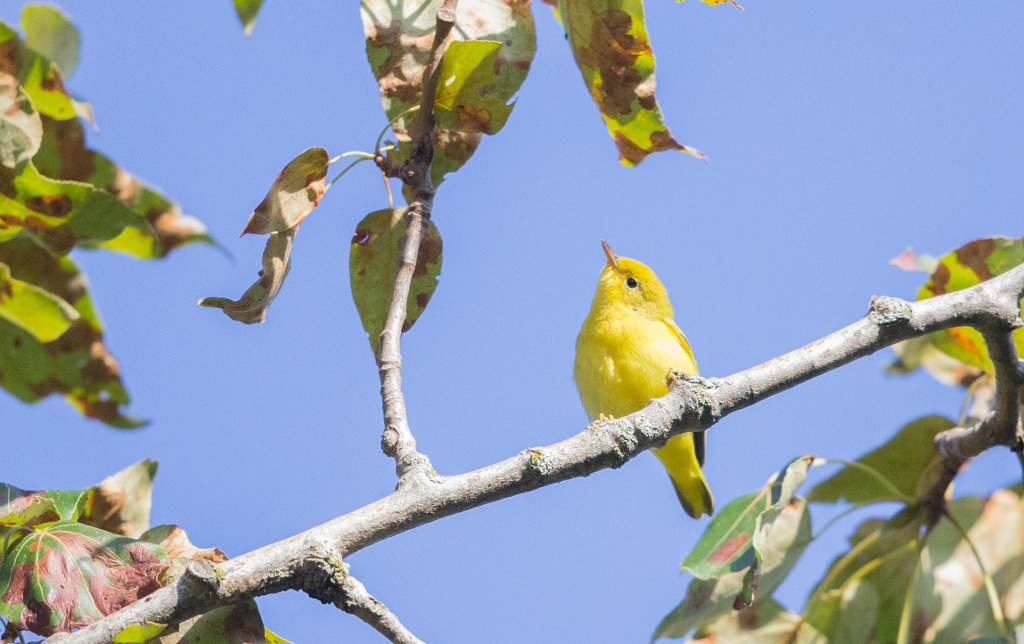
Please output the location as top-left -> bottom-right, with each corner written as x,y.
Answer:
593,241 -> 674,319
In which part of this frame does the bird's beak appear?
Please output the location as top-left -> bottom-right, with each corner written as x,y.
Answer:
602,240 -> 620,272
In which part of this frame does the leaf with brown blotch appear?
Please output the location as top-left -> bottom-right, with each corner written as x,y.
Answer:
435,41 -> 512,135
0,20 -> 75,121
0,72 -> 42,169
241,148 -> 328,236
82,460 -> 158,539
912,236 -> 1024,373
0,232 -> 142,427
139,524 -> 228,588
361,0 -> 535,193
199,225 -> 296,324
0,521 -> 166,636
0,487 -> 86,527
33,115 -> 213,258
550,0 -> 706,166
350,208 -> 442,353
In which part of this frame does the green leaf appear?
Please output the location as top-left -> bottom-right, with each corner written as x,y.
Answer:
361,0 -> 535,191
0,72 -> 42,168
653,498 -> 811,640
82,459 -> 158,539
682,455 -> 814,580
0,260 -> 77,342
807,415 -> 956,505
241,148 -> 328,236
550,0 -> 704,166
233,0 -> 266,36
33,115 -> 213,258
913,237 -> 1024,372
20,5 -> 79,79
0,521 -> 166,636
349,208 -> 442,353
435,40 -> 511,135
0,20 -> 74,120
199,225 -> 296,324
679,599 -> 824,644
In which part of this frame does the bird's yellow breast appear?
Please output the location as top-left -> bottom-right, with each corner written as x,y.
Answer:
574,312 -> 698,421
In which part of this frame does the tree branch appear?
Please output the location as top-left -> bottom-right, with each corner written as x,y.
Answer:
49,263 -> 1024,644
375,0 -> 458,482
334,573 -> 426,644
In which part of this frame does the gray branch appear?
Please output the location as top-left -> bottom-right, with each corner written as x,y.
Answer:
375,0 -> 458,482
49,264 -> 1024,644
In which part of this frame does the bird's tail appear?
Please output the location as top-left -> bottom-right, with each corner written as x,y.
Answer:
653,433 -> 714,519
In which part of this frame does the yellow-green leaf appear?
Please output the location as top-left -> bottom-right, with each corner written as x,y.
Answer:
350,208 -> 442,353
0,260 -> 77,342
435,40 -> 511,135
233,0 -> 266,36
0,20 -> 74,120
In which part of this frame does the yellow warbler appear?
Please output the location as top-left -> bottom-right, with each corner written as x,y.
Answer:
574,242 -> 713,518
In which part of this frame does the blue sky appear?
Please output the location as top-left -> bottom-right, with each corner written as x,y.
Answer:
2,1 -> 1022,642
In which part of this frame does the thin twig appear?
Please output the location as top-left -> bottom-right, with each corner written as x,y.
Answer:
336,574 -> 426,644
375,0 -> 459,481
48,263 -> 1024,644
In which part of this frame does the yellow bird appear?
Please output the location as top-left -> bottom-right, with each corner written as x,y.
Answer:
574,242 -> 714,518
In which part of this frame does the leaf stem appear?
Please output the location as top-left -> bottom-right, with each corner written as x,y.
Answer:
811,498 -> 904,540
942,510 -> 1012,641
895,539 -> 926,644
375,105 -> 422,154
816,458 -> 916,505
327,150 -> 377,165
325,145 -> 395,192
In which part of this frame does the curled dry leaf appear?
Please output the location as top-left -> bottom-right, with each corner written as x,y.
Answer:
241,148 -> 328,236
199,225 -> 297,324
349,208 -> 442,353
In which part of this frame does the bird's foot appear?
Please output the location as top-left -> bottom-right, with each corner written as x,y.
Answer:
587,413 -> 615,429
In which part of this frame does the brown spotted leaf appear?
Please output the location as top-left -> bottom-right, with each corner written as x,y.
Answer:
550,0 -> 705,165
681,599 -> 823,644
361,0 -> 535,192
33,115 -> 213,258
241,148 -> 328,236
199,225 -> 296,324
0,232 -> 141,427
0,487 -> 86,527
20,5 -> 79,80
349,208 -> 442,353
0,521 -> 166,636
435,40 -> 511,135
0,20 -> 75,121
82,460 -> 158,539
0,71 -> 42,168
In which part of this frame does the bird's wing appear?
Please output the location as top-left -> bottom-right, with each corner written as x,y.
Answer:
662,318 -> 698,373
662,318 -> 704,466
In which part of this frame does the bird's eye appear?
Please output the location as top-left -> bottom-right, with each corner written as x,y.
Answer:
625,277 -> 639,289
